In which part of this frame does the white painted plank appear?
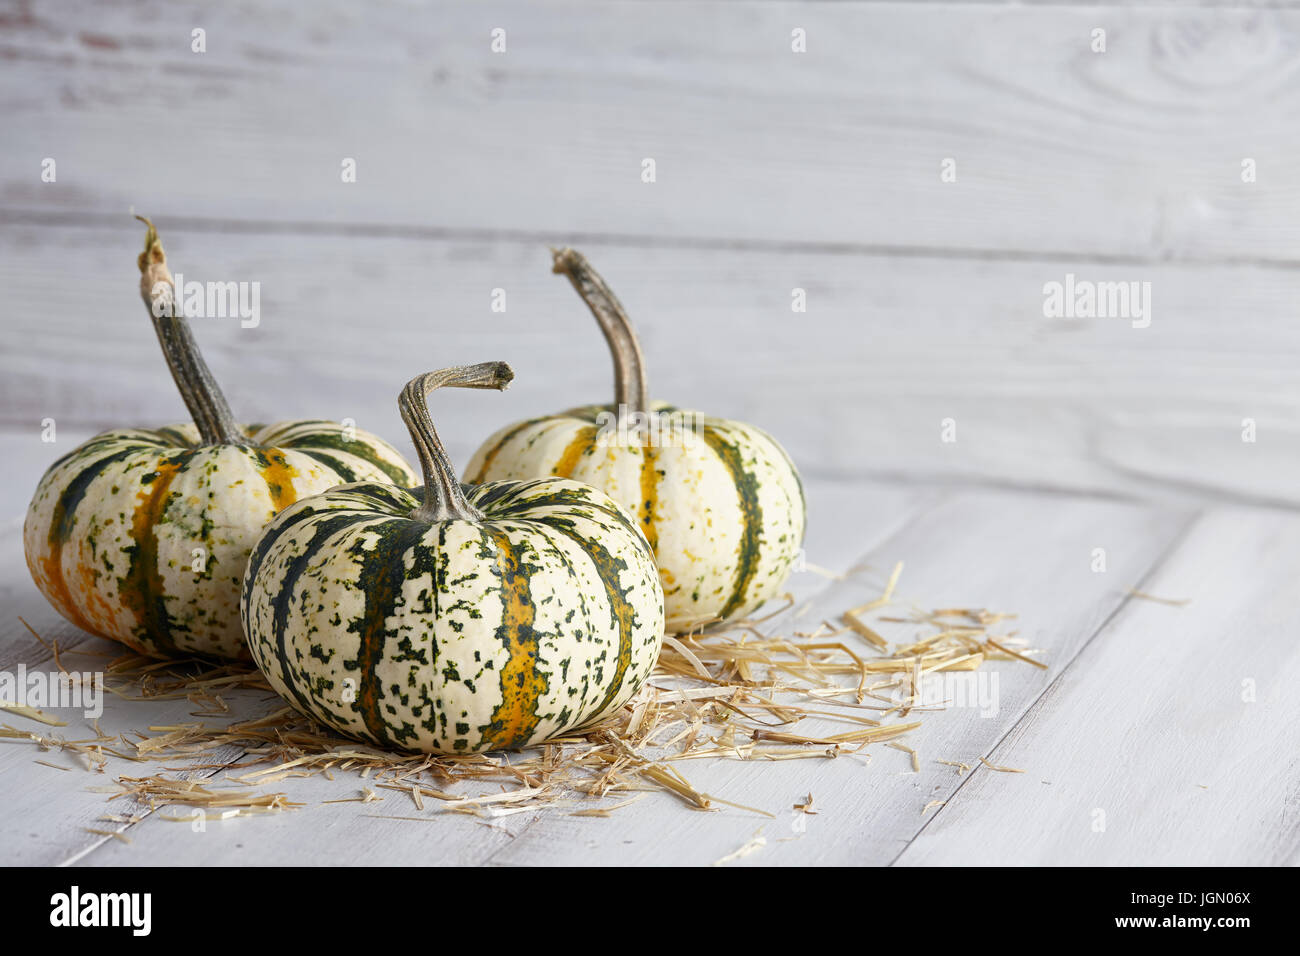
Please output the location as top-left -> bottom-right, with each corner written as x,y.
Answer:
3,225 -> 1298,505
71,752 -> 543,868
896,505 -> 1300,866
0,550 -> 157,865
0,490 -> 278,865
480,489 -> 1190,866
3,3 -> 1299,260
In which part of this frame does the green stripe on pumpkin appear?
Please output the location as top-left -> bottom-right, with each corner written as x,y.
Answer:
296,449 -> 358,483
347,519 -> 435,749
39,446 -> 141,638
538,515 -> 640,723
118,450 -> 199,656
263,510 -> 384,717
282,429 -> 412,485
153,426 -> 196,447
701,426 -> 764,621
467,418 -> 549,483
476,483 -> 650,556
48,448 -> 139,546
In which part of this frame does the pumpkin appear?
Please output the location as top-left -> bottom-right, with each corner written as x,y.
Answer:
241,362 -> 664,754
23,219 -> 416,660
464,249 -> 806,632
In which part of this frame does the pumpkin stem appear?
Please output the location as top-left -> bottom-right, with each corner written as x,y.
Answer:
401,363 -> 515,522
551,248 -> 649,417
136,217 -> 244,446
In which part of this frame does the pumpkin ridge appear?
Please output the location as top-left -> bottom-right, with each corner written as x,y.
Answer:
255,447 -> 300,513
296,449 -> 357,483
552,425 -> 598,477
263,510 -> 384,718
119,451 -> 198,655
479,526 -> 547,750
516,522 -> 598,719
36,448 -> 143,637
480,483 -> 648,552
638,440 -> 661,554
467,418 -> 547,484
280,429 -> 413,486
41,436 -> 120,476
755,426 -> 806,528
701,426 -> 764,621
320,482 -> 419,516
47,448 -> 138,547
152,426 -> 196,447
349,519 -> 434,749
535,515 -> 639,722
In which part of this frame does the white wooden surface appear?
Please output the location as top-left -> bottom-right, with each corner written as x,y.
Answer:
899,506 -> 1300,867
2,1 -> 1298,866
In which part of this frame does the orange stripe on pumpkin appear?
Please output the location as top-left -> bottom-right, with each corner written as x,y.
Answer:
118,457 -> 187,655
481,528 -> 546,749
36,544 -> 102,639
259,448 -> 300,512
638,441 -> 660,554
552,425 -> 597,478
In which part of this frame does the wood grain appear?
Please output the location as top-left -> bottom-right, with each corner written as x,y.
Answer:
3,3 -> 1299,261
481,489 -> 1191,866
2,0 -> 1296,868
3,223 -> 1296,505
897,506 -> 1300,866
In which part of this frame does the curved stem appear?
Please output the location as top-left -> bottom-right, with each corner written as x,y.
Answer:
401,362 -> 515,522
136,216 -> 243,445
551,247 -> 649,416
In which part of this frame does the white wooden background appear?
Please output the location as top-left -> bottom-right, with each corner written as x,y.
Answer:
2,1 -> 1299,866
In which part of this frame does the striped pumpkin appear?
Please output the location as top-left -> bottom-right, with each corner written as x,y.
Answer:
242,364 -> 664,754
465,249 -> 805,632
22,220 -> 416,660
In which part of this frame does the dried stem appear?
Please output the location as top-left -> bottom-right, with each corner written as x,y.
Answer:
400,363 -> 514,522
551,247 -> 648,416
136,216 -> 243,446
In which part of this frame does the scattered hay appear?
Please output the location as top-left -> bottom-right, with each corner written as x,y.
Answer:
0,703 -> 68,726
1128,589 -> 1190,607
978,756 -> 1025,774
11,564 -> 1041,830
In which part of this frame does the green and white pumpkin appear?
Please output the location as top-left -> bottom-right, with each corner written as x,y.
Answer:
465,249 -> 805,632
242,363 -> 665,755
23,220 -> 416,660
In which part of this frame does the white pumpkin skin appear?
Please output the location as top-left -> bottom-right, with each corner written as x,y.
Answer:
241,477 -> 664,754
465,402 -> 806,632
24,420 -> 416,660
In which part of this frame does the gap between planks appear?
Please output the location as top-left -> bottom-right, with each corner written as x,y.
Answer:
4,207 -> 1300,272
470,488 -> 952,867
807,465 -> 1300,517
883,507 -> 1204,866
